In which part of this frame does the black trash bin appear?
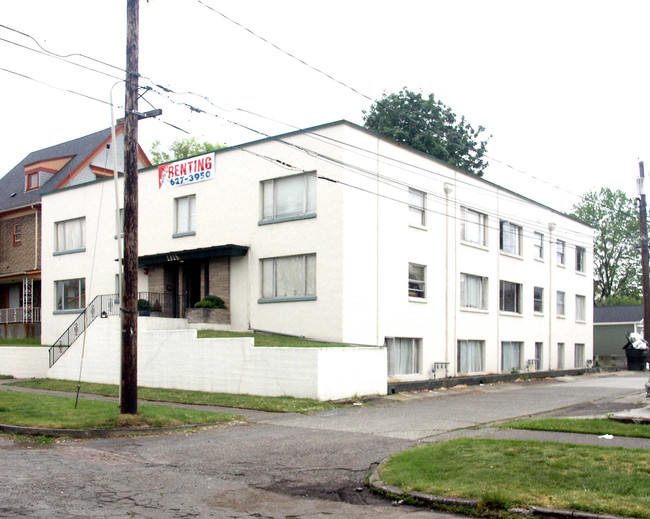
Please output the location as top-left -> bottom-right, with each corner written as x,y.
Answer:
623,333 -> 649,371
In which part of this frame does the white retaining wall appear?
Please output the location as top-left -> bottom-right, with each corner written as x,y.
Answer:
47,317 -> 387,401
0,347 -> 49,378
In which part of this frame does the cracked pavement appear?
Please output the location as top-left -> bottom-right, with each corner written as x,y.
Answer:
1,371 -> 648,518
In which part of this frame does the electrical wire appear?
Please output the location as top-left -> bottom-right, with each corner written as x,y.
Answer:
191,1 -> 637,220
142,80 -> 597,249
0,23 -> 125,73
0,36 -> 125,83
0,66 -> 111,105
235,135 -> 595,252
1,19 -> 637,229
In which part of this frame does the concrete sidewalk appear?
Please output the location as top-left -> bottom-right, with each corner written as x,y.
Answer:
2,373 -> 649,445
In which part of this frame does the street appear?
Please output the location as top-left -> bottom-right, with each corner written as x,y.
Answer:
0,371 -> 648,518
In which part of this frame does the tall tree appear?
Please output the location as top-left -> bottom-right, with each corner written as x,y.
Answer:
149,137 -> 224,165
363,88 -> 491,176
571,188 -> 641,304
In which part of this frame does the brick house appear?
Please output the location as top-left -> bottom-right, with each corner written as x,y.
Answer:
0,126 -> 150,338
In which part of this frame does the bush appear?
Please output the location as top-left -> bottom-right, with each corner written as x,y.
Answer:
194,295 -> 226,309
137,299 -> 151,311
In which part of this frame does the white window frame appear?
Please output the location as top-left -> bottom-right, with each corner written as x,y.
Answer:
408,263 -> 426,299
55,278 -> 86,312
387,337 -> 421,376
54,217 -> 85,254
574,343 -> 585,368
260,172 -> 317,224
260,253 -> 316,302
575,295 -> 586,322
533,231 -> 544,260
460,273 -> 488,310
408,188 -> 426,227
174,194 -> 196,237
461,206 -> 488,247
535,342 -> 543,370
500,220 -> 522,256
499,280 -> 522,314
501,341 -> 523,372
533,286 -> 544,314
558,342 -> 565,369
556,291 -> 566,317
576,246 -> 586,273
556,240 -> 566,266
457,340 -> 485,374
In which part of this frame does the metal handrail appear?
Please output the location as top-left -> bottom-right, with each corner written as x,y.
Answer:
48,292 -> 180,367
49,294 -> 120,367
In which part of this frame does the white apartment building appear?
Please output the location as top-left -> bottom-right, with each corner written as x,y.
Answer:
41,120 -> 594,383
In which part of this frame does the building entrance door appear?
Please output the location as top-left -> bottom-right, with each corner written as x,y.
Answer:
183,261 -> 202,310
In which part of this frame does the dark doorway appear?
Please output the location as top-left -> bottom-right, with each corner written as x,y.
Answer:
184,260 -> 202,309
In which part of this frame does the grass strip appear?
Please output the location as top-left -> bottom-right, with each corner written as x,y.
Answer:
499,417 -> 650,439
379,438 -> 650,518
8,378 -> 337,413
0,390 -> 240,430
0,338 -> 42,346
197,329 -> 354,348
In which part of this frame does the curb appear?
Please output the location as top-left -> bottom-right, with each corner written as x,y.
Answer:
387,368 -> 602,394
367,466 -> 632,519
0,421 -> 231,439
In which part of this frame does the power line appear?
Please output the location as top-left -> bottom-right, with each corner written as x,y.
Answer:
0,18 -> 634,228
140,82 -> 595,248
210,121 -> 595,249
0,19 -> 600,217
0,56 -> 604,245
191,1 -> 632,220
0,66 -> 111,106
0,34 -> 593,253
0,35 -> 125,83
0,23 -> 124,74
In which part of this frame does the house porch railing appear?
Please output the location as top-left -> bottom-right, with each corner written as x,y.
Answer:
0,307 -> 41,324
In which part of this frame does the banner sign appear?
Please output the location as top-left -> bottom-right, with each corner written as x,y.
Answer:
158,152 -> 215,189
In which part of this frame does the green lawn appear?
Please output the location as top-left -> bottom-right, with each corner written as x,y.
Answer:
0,390 -> 240,430
8,378 -> 338,413
500,417 -> 650,439
197,329 -> 354,348
379,438 -> 650,518
0,337 -> 42,346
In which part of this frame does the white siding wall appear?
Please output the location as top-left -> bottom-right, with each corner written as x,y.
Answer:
332,124 -> 593,380
46,317 -> 387,401
41,122 -> 594,386
42,179 -> 124,344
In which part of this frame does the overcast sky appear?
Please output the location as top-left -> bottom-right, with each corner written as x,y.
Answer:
2,0 -> 649,212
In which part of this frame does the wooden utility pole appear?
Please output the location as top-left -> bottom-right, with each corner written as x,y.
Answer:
638,162 -> 650,345
121,0 -> 139,415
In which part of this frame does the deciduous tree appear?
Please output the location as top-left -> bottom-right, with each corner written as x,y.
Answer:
571,188 -> 641,303
150,137 -> 224,165
363,88 -> 490,176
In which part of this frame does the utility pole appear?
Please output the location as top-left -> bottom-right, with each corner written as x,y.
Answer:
638,162 -> 650,398
638,162 -> 650,344
121,0 -> 139,415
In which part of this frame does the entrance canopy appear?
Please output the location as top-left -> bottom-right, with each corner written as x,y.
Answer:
138,244 -> 248,267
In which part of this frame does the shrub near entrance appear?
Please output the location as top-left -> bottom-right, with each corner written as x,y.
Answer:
194,295 -> 226,309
